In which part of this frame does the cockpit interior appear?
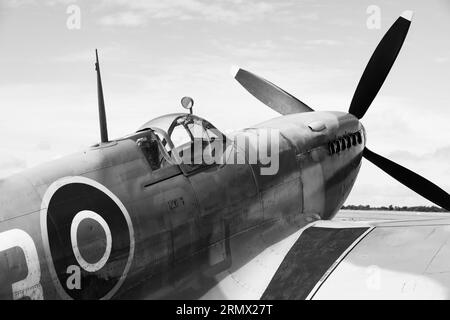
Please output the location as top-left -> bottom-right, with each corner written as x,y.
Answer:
124,113 -> 228,176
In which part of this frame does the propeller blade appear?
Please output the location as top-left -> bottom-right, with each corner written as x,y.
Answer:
232,67 -> 313,115
349,11 -> 413,119
363,147 -> 450,211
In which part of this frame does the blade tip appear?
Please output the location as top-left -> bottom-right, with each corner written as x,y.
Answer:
401,10 -> 414,21
229,65 -> 240,78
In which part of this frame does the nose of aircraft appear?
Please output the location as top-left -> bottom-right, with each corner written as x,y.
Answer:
297,112 -> 365,220
250,111 -> 365,220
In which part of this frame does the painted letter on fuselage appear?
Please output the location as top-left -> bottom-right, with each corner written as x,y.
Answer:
0,229 -> 43,300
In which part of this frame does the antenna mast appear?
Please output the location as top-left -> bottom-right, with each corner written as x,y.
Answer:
95,49 -> 108,143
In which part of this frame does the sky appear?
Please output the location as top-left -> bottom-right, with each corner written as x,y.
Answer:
0,0 -> 449,207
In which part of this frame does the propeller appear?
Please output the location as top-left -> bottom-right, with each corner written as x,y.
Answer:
363,148 -> 450,211
231,66 -> 313,115
356,11 -> 449,210
232,12 -> 450,210
348,11 -> 413,119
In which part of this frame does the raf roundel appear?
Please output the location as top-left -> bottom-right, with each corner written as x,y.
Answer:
40,176 -> 135,300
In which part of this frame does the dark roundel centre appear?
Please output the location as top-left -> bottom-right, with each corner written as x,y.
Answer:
76,217 -> 108,264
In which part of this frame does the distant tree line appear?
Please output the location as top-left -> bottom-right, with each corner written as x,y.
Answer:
341,204 -> 448,213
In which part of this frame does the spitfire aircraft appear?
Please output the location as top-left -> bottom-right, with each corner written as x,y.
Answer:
0,12 -> 449,300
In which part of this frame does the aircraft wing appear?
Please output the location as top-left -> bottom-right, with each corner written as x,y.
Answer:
200,212 -> 450,300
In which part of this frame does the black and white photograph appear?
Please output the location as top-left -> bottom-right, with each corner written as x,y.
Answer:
0,0 -> 449,305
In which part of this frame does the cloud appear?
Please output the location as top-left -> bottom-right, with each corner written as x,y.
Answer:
298,12 -> 320,21
434,146 -> 450,159
35,141 -> 52,151
388,146 -> 450,163
96,0 -> 281,26
54,45 -> 127,63
44,0 -> 75,6
2,0 -> 74,7
435,56 -> 449,64
99,11 -> 147,27
2,0 -> 36,7
211,39 -> 280,59
304,39 -> 343,46
1,0 -> 320,27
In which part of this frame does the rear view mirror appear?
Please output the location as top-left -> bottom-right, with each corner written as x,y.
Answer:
181,96 -> 194,114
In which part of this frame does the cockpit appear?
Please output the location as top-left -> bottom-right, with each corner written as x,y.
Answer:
133,113 -> 228,174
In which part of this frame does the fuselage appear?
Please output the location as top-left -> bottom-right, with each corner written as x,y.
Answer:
0,111 -> 365,300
